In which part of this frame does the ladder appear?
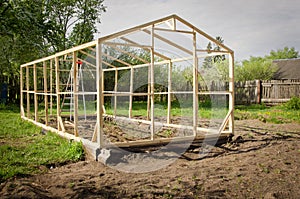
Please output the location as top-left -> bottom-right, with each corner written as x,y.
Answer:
61,61 -> 87,121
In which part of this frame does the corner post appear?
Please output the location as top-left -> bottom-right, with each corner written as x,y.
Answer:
192,32 -> 198,136
96,40 -> 104,147
229,52 -> 235,134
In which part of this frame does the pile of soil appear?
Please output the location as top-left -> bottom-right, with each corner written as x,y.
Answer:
1,119 -> 300,198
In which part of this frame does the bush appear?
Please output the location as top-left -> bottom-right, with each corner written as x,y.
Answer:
285,97 -> 300,110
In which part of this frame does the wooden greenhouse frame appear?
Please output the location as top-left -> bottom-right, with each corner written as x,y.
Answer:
20,15 -> 234,152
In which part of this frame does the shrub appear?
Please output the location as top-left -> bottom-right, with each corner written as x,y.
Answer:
285,97 -> 300,110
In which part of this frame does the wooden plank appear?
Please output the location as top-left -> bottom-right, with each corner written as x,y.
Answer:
109,133 -> 231,148
143,29 -> 193,55
33,64 -> 38,122
192,32 -> 198,136
102,52 -> 131,66
167,61 -> 172,124
120,37 -> 171,60
26,66 -> 30,118
73,51 -> 79,137
99,14 -> 179,42
79,50 -> 96,59
55,57 -> 61,131
173,15 -> 233,53
50,59 -> 53,115
114,69 -> 118,116
129,66 -> 133,118
96,40 -> 104,147
105,44 -> 149,64
43,61 -> 48,126
150,25 -> 155,140
21,116 -> 81,142
20,66 -> 24,117
154,27 -> 194,34
228,52 -> 234,133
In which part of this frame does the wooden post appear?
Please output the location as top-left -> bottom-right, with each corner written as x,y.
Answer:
150,25 -> 155,140
96,39 -> 104,147
50,59 -> 53,115
114,69 -> 118,116
167,60 -> 172,124
43,61 -> 48,126
55,57 -> 62,131
147,64 -> 151,121
26,66 -> 30,118
256,79 -> 261,104
228,52 -> 235,134
192,32 -> 198,136
20,66 -> 24,117
33,64 -> 38,122
129,66 -> 134,118
73,51 -> 79,137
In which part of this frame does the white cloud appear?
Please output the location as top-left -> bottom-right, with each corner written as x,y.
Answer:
97,0 -> 300,60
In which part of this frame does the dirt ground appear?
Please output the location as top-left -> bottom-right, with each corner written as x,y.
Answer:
1,119 -> 300,199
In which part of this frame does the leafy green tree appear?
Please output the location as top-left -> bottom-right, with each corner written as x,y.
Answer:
235,47 -> 299,81
235,57 -> 277,81
265,46 -> 299,60
0,0 -> 106,104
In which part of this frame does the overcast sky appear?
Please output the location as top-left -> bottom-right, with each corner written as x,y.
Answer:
96,0 -> 300,61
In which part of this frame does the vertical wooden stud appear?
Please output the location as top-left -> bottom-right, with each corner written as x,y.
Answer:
50,59 -> 53,115
228,52 -> 234,134
55,57 -> 61,131
150,25 -> 155,140
167,60 -> 172,124
96,39 -> 104,147
73,51 -> 79,137
26,66 -> 30,118
43,61 -> 48,126
192,32 -> 198,136
20,66 -> 24,117
129,66 -> 134,118
114,69 -> 118,116
33,64 -> 38,122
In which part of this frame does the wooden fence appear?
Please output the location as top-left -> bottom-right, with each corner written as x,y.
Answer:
235,79 -> 300,105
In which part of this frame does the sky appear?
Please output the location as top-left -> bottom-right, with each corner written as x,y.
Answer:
96,0 -> 300,61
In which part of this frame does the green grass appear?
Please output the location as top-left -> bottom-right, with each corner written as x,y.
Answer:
235,103 -> 300,123
0,105 -> 84,182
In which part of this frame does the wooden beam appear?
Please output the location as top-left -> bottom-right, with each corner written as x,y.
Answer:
150,25 -> 155,140
20,66 -> 24,117
167,61 -> 172,124
107,44 -> 149,64
55,57 -> 61,131
96,40 -> 104,147
102,52 -> 131,66
120,37 -> 171,60
26,66 -> 30,118
43,61 -> 48,126
73,51 -> 79,137
129,66 -> 134,118
228,52 -> 234,134
173,15 -> 233,53
114,69 -> 118,116
33,64 -> 38,122
50,59 -> 53,115
143,29 -> 193,55
192,32 -> 198,136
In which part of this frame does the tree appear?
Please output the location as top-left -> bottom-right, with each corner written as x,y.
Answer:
0,0 -> 106,104
203,36 -> 226,69
265,46 -> 299,60
235,47 -> 299,81
235,57 -> 278,81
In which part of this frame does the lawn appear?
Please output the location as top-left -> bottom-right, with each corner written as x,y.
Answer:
0,105 -> 84,182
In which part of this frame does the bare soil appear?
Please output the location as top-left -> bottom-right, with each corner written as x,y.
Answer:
1,119 -> 300,199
